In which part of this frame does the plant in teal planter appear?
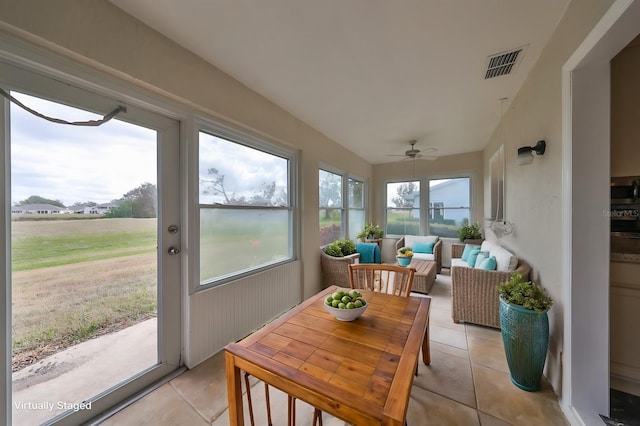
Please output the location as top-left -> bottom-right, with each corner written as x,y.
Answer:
496,273 -> 553,391
396,247 -> 413,267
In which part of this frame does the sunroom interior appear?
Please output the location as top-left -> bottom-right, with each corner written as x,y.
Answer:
1,0 -> 640,425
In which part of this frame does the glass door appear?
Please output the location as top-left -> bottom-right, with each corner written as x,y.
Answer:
1,62 -> 181,425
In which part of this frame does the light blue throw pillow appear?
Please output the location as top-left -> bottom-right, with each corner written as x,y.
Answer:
466,248 -> 481,267
460,244 -> 474,261
474,251 -> 489,268
479,256 -> 498,271
413,242 -> 435,254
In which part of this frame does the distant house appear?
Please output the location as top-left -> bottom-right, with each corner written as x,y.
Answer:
11,203 -> 63,214
74,202 -> 119,215
404,179 -> 470,224
94,203 -> 119,214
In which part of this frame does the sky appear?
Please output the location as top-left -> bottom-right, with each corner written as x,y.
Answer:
10,93 -> 158,207
198,132 -> 289,205
9,92 -> 289,208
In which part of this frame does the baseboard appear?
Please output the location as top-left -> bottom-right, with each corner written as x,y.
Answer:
611,375 -> 640,397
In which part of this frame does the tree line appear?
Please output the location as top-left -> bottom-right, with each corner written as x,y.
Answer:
15,183 -> 157,218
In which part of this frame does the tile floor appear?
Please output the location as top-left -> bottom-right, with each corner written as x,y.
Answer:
101,272 -> 569,425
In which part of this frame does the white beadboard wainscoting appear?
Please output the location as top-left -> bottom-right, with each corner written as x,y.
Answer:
185,260 -> 303,368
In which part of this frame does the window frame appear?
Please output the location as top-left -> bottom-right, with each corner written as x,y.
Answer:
194,119 -> 298,291
347,176 -> 366,241
385,174 -> 475,237
319,164 -> 366,244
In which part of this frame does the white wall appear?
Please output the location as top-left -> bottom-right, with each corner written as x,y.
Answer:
480,0 -> 615,413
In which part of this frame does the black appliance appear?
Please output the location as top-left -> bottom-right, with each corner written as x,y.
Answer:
611,176 -> 640,253
611,176 -> 639,204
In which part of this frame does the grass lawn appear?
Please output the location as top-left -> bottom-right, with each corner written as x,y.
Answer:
11,218 -> 158,371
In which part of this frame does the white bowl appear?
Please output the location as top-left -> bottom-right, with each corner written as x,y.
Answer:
323,302 -> 368,321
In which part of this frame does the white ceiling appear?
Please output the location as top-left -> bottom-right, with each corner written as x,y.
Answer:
110,0 -> 570,164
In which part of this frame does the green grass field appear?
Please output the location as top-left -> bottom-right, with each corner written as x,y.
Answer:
11,217 -> 158,371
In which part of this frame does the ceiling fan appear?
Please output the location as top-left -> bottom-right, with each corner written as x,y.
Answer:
387,140 -> 438,161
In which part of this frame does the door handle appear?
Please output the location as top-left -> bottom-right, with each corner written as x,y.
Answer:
168,247 -> 180,255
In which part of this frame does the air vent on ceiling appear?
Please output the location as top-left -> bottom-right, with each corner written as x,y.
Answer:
484,46 -> 526,79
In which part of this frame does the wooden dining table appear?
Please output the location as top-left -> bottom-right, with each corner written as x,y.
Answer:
224,285 -> 431,425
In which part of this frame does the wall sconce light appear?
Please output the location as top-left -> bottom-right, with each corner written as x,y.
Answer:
517,140 -> 546,165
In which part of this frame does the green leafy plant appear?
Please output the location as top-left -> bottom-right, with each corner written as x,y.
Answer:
324,239 -> 357,257
357,222 -> 385,239
497,273 -> 553,313
397,247 -> 414,257
457,220 -> 482,242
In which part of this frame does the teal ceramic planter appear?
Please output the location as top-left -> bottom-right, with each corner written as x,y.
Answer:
499,297 -> 549,391
396,255 -> 412,267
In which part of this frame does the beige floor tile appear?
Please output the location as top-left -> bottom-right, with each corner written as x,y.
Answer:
169,351 -> 229,422
467,332 -> 509,374
430,323 -> 468,350
407,386 -> 480,426
465,324 -> 503,343
478,411 -> 513,426
430,306 -> 462,330
414,345 -> 477,408
101,384 -> 208,426
473,364 -> 568,426
430,341 -> 469,360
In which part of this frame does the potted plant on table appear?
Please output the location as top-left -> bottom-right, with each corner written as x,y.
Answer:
457,220 -> 483,244
396,247 -> 413,267
357,222 -> 385,240
496,273 -> 553,392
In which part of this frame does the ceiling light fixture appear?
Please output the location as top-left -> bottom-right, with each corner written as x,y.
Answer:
517,140 -> 546,165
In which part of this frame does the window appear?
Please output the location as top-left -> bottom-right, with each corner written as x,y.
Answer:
428,178 -> 471,238
319,169 -> 343,245
199,131 -> 294,285
348,178 -> 365,241
386,181 -> 420,235
319,170 -> 365,245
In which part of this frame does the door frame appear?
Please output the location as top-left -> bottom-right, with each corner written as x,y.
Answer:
561,0 -> 640,424
0,32 -> 188,425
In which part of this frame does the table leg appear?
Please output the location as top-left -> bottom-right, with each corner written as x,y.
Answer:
226,351 -> 245,425
422,316 -> 431,366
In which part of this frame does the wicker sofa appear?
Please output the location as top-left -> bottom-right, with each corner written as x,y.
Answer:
450,242 -> 531,329
320,245 -> 360,288
395,236 -> 443,273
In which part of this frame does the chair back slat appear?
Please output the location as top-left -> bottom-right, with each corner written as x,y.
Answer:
348,264 -> 415,297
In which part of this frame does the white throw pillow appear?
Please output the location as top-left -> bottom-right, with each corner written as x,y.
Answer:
404,235 -> 438,249
490,246 -> 518,272
480,240 -> 494,253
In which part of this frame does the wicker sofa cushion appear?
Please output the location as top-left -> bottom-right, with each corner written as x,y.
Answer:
413,253 -> 435,261
451,258 -> 468,268
404,235 -> 439,249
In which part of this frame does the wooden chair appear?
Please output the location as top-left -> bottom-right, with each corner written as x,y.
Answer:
244,373 -> 323,426
348,263 -> 416,297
